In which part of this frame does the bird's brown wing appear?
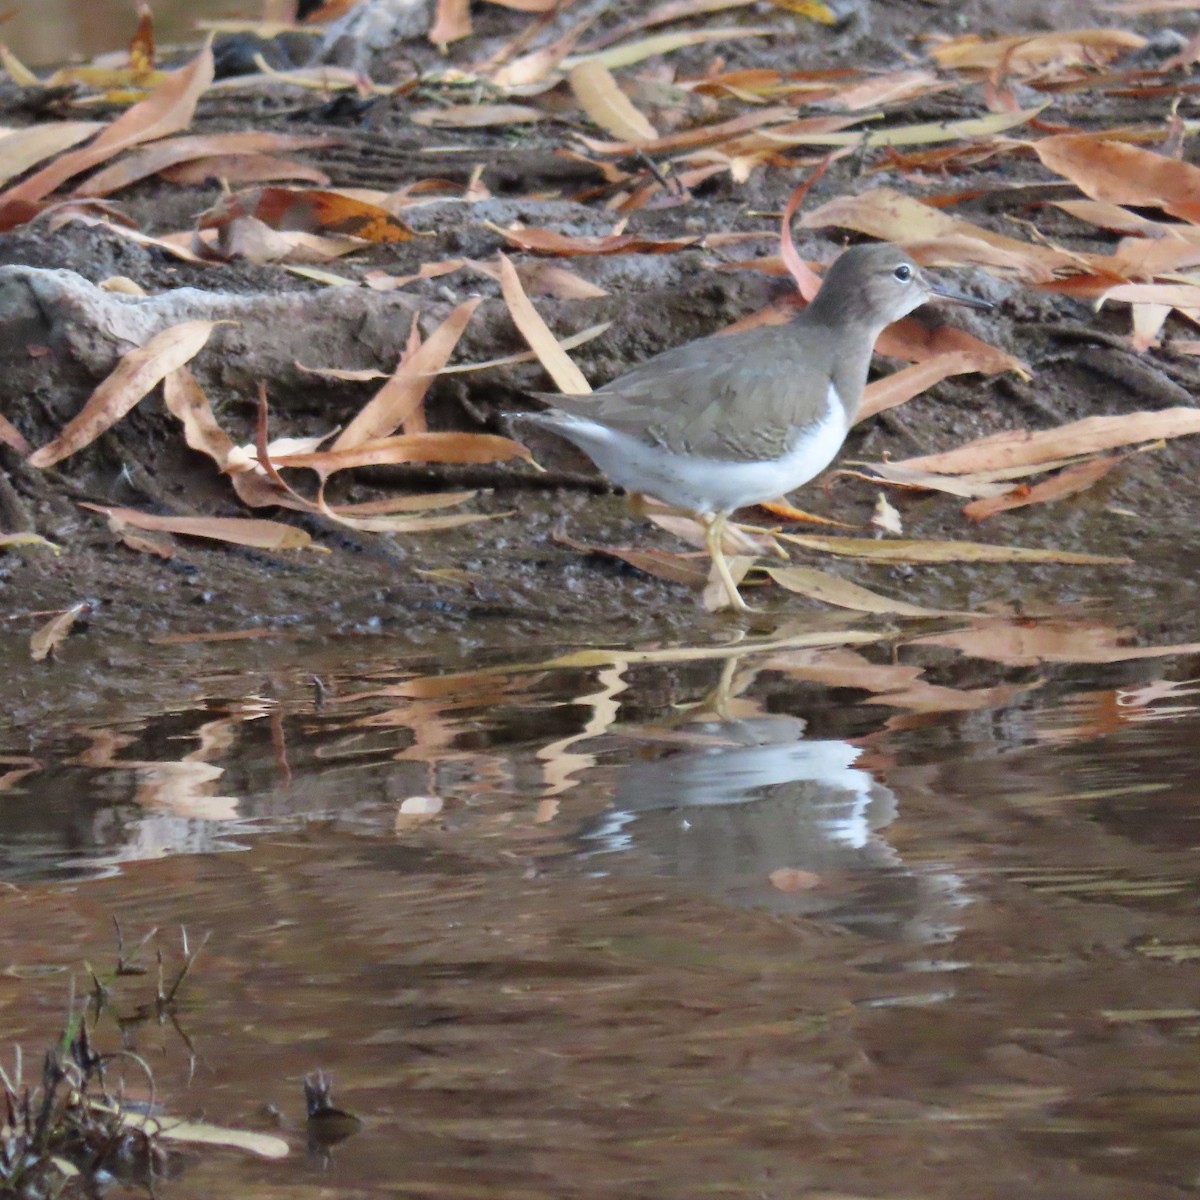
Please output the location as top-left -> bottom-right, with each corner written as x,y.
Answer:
532,325 -> 832,462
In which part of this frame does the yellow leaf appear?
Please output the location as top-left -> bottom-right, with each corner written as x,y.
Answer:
497,252 -> 592,394
569,59 -> 658,144
778,534 -> 1129,565
769,0 -> 839,23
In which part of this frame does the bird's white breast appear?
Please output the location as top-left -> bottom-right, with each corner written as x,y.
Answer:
554,384 -> 851,514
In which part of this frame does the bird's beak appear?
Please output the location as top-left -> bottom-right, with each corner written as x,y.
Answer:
927,281 -> 993,311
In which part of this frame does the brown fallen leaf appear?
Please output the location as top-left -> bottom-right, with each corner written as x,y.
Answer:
778,533 -> 1129,565
80,502 -> 319,551
333,299 -> 481,450
801,187 -> 1074,283
30,601 -> 89,663
161,153 -> 331,187
429,0 -> 472,44
572,105 -> 800,156
756,499 -> 857,528
894,408 -> 1200,475
270,432 -> 533,475
569,58 -> 658,144
846,462 -> 1012,499
962,455 -> 1122,522
0,122 -> 104,189
726,108 -> 1039,154
486,260 -> 609,300
74,132 -> 336,197
702,555 -> 757,611
567,25 -> 775,73
1098,282 -> 1200,310
0,411 -> 30,455
1036,133 -> 1200,225
162,364 -> 238,469
28,320 -> 223,469
0,42 -> 214,223
498,252 -> 591,394
209,216 -> 366,264
411,103 -> 545,128
823,68 -> 951,110
484,221 -> 699,256
555,530 -> 709,588
779,162 -> 830,301
199,187 -> 417,243
362,259 -> 470,291
857,350 -> 1011,423
766,566 -> 970,617
928,29 -> 1145,75
115,526 -> 178,559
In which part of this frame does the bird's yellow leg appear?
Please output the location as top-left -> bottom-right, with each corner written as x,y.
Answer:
704,512 -> 750,613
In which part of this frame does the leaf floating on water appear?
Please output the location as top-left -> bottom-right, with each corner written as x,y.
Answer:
121,1113 -> 289,1159
778,534 -> 1129,565
27,320 -> 224,468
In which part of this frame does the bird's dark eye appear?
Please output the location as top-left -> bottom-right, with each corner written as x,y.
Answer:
893,264 -> 913,282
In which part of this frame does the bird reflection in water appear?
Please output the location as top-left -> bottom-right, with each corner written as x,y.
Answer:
577,666 -> 968,944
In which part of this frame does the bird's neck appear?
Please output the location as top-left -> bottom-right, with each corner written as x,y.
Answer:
799,309 -> 886,421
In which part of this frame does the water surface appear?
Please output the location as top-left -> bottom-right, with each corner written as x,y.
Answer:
2,622 -> 1200,1198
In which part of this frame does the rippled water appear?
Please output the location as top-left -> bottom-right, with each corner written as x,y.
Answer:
3,622 -> 1200,1198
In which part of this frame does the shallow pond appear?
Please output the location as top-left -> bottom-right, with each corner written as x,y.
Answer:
3,618 -> 1200,1198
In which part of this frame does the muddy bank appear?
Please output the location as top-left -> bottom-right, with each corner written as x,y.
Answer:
3,0 -> 1200,670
